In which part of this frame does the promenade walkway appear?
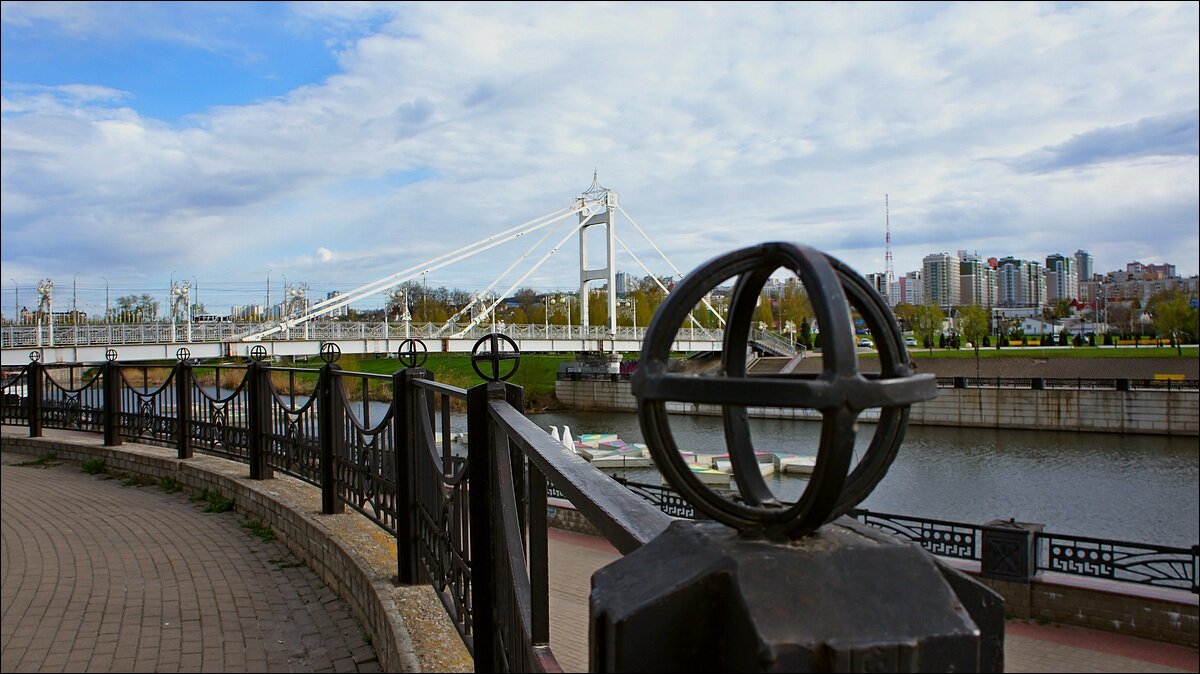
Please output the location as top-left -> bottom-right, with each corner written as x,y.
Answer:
0,450 -> 380,673
2,433 -> 1197,673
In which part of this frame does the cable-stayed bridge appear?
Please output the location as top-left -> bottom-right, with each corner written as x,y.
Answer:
2,176 -> 798,365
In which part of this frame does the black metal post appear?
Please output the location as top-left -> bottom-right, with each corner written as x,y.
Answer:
1031,377 -> 1044,390
103,361 -> 122,446
175,361 -> 193,459
467,381 -> 504,672
318,363 -> 344,515
247,361 -> 273,480
981,519 -> 1044,582
392,367 -> 426,585
27,360 -> 42,438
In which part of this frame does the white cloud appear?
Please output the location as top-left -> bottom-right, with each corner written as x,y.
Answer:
2,2 -> 1197,312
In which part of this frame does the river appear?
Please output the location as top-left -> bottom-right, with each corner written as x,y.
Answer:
527,410 -> 1199,548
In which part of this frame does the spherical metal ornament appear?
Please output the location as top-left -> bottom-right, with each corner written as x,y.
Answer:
105,348 -> 119,363
397,339 -> 428,368
632,242 -> 937,539
471,333 -> 521,382
29,350 -> 42,363
249,345 -> 268,362
176,347 -> 191,362
319,342 -> 341,364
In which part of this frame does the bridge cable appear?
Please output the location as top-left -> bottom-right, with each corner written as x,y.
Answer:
619,227 -> 720,328
434,203 -> 590,335
240,204 -> 585,340
614,208 -> 726,327
451,206 -> 600,337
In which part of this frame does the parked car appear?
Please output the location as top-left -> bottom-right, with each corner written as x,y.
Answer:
857,337 -> 874,348
905,336 -> 918,347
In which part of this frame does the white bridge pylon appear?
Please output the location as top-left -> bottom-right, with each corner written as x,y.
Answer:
241,175 -> 723,344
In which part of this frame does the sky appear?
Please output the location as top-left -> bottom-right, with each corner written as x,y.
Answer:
2,1 -> 1198,318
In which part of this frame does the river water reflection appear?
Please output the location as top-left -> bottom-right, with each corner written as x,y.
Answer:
528,410 -> 1199,548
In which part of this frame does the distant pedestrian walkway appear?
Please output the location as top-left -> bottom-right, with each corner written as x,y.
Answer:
0,450 -> 380,673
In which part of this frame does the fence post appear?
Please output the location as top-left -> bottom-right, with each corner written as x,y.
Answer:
27,359 -> 42,438
103,360 -> 122,447
981,518 -> 1044,583
467,381 -> 505,672
175,361 -> 193,459
246,361 -> 273,479
318,363 -> 344,515
392,367 -> 426,585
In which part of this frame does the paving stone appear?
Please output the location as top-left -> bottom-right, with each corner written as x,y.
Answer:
0,450 -> 377,673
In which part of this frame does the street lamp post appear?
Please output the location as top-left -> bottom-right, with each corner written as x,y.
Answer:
101,276 -> 109,324
619,299 -> 637,335
73,272 -> 79,326
9,279 -> 15,344
561,295 -> 573,339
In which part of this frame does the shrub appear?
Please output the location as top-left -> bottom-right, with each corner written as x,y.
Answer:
81,458 -> 106,475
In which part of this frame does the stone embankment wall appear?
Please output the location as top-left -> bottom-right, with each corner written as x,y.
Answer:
555,379 -> 1199,436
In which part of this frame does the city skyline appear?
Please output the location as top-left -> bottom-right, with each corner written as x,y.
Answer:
3,3 -> 1198,316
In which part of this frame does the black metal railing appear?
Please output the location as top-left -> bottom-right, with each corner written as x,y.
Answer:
1036,532 -> 1198,593
1,356 -> 679,673
576,476 -> 1197,594
934,376 -> 1198,391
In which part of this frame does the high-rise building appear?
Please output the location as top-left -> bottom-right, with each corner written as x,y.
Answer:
615,271 -> 631,297
922,252 -> 961,310
901,271 -> 923,306
1045,254 -> 1078,302
959,253 -> 997,308
865,273 -> 889,300
1074,249 -> 1093,284
325,291 -> 349,318
997,257 -> 1046,308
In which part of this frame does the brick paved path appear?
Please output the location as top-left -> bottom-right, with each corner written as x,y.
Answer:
0,451 -> 380,673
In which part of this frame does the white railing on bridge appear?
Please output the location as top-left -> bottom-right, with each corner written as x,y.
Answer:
2,321 -> 734,350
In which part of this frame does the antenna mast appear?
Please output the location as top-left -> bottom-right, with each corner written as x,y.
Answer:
884,194 -> 894,305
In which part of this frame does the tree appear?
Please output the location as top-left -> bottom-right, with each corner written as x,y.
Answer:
1148,290 -> 1199,355
958,304 -> 990,376
912,305 -> 944,353
892,303 -> 919,332
1043,298 -> 1072,322
137,294 -> 159,321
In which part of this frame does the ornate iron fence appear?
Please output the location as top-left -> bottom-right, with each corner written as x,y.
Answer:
1037,532 -> 1198,593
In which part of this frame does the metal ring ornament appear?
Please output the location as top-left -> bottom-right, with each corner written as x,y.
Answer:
632,242 -> 937,539
397,339 -> 428,368
105,348 -> 119,363
320,342 -> 341,364
176,347 -> 191,362
470,333 -> 521,382
29,351 -> 42,363
249,345 -> 268,362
